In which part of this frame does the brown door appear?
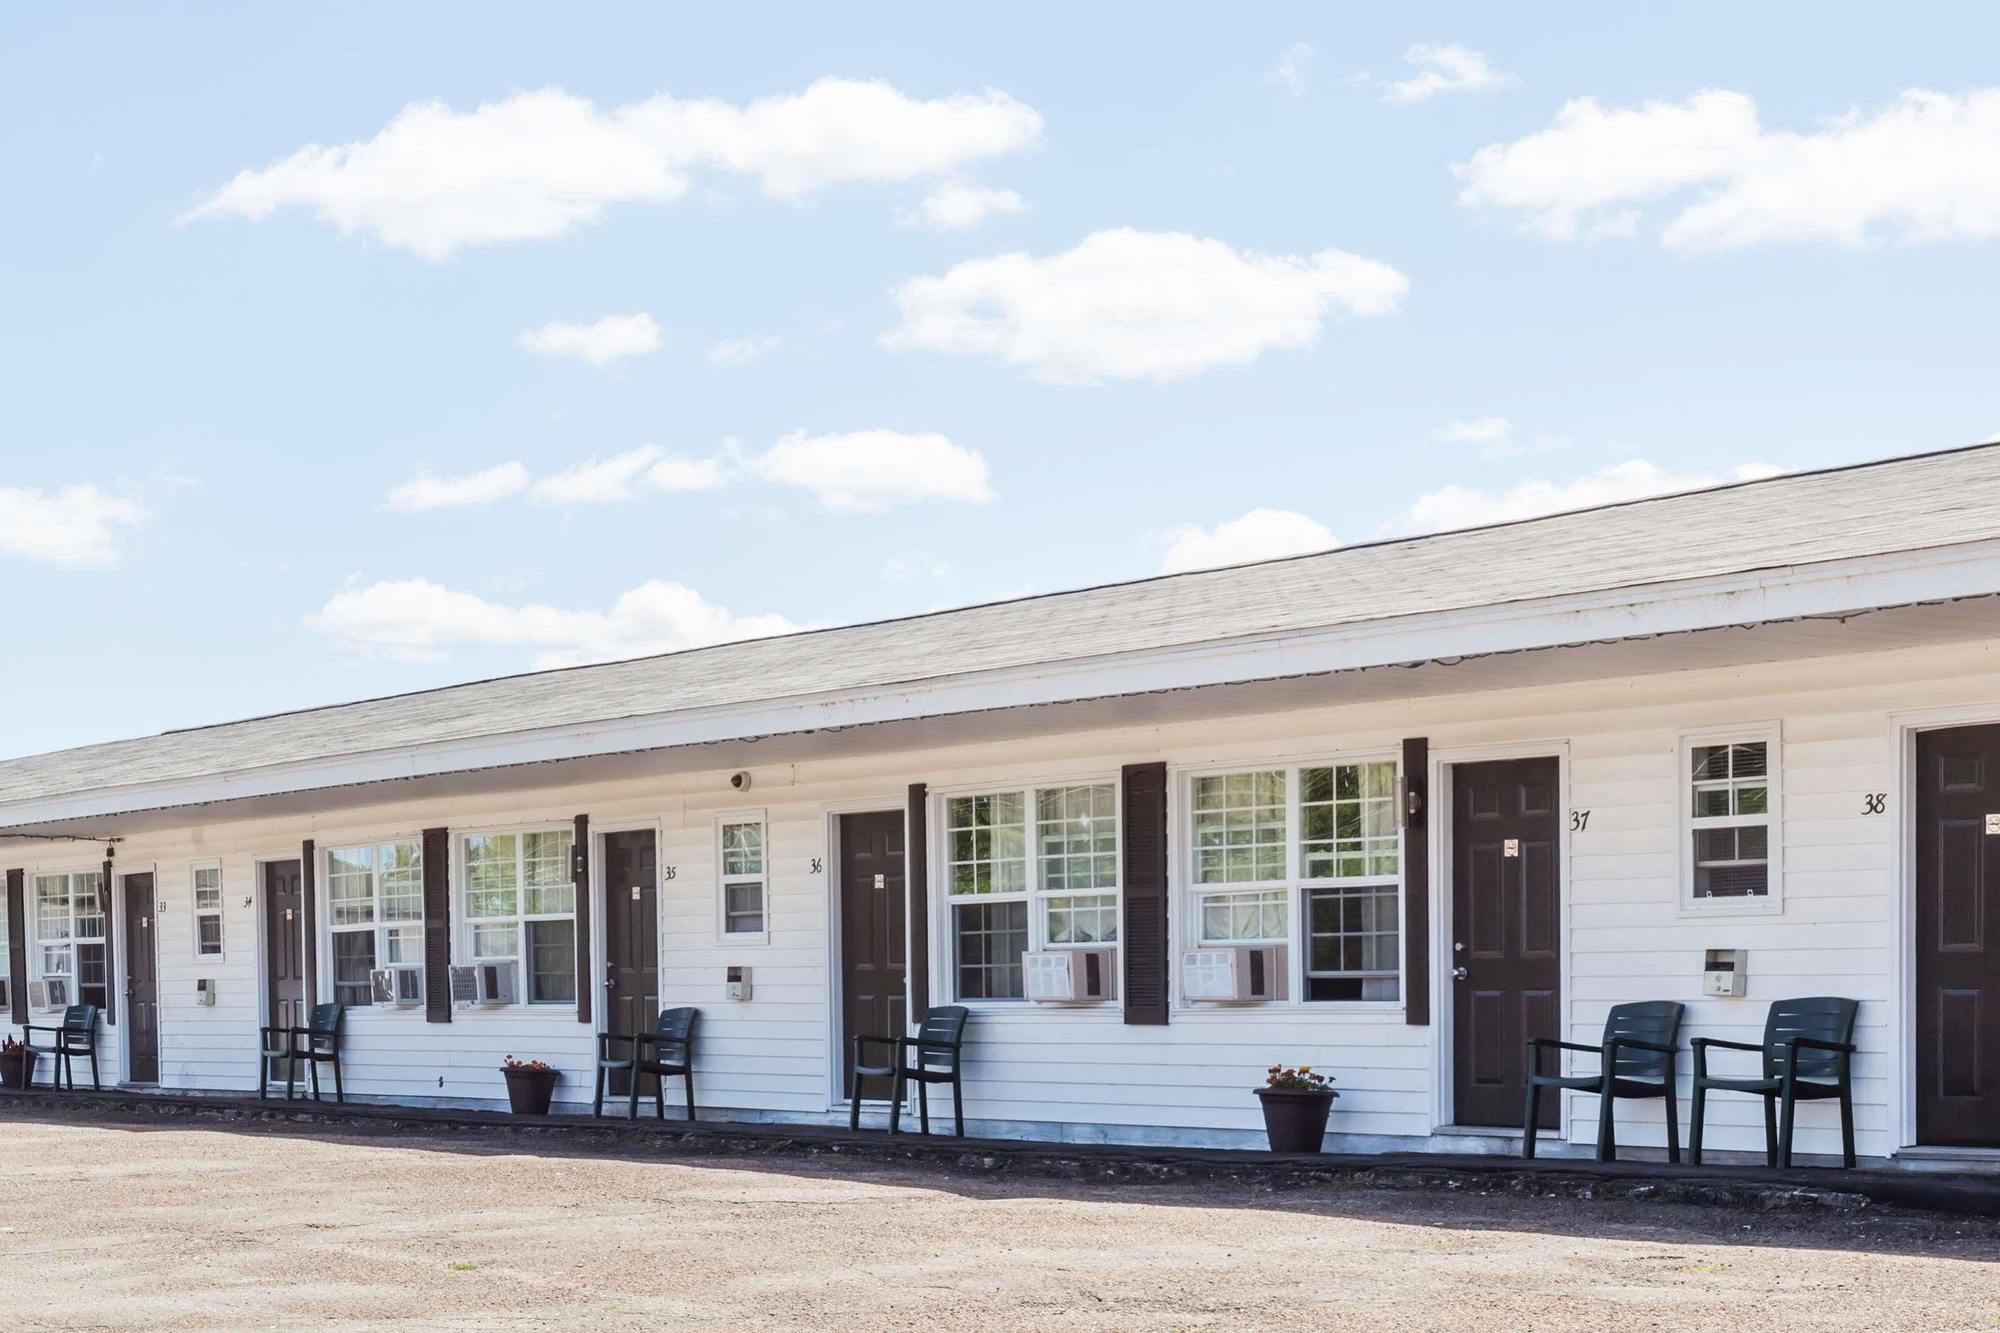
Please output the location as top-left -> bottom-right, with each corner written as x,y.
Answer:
602,830 -> 659,1097
1916,724 -> 2000,1147
840,811 -> 907,1098
122,873 -> 160,1083
1452,757 -> 1562,1128
263,860 -> 305,1085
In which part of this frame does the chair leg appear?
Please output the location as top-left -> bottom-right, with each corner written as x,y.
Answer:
1688,1084 -> 1705,1165
1838,1079 -> 1856,1169
655,1070 -> 666,1121
917,1078 -> 930,1136
259,1051 -> 269,1102
684,1069 -> 695,1123
333,1056 -> 344,1105
1664,1083 -> 1682,1165
285,1050 -> 296,1102
1763,1094 -> 1779,1168
1597,1081 -> 1617,1164
1522,1082 -> 1540,1159
88,1045 -> 100,1092
594,1063 -> 606,1119
628,1067 -> 641,1121
309,1058 -> 322,1103
1777,1085 -> 1798,1170
888,1067 -> 905,1135
952,1073 -> 964,1138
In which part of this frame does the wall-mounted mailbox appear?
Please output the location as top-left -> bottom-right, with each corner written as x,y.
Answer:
726,966 -> 752,1001
195,978 -> 217,1007
1702,948 -> 1747,998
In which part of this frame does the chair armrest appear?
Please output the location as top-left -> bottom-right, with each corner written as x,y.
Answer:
1690,1037 -> 1761,1052
1779,1036 -> 1856,1055
852,1033 -> 900,1056
1605,1036 -> 1677,1056
595,1031 -> 636,1054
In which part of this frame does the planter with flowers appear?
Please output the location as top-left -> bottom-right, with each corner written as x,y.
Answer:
1255,1064 -> 1337,1153
0,1036 -> 28,1090
500,1055 -> 560,1115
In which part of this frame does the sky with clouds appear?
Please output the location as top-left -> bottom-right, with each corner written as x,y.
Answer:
4,3 -> 2000,759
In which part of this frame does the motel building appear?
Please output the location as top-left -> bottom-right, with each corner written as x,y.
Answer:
4,443 -> 2000,1168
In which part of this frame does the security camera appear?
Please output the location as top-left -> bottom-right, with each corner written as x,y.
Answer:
729,771 -> 752,792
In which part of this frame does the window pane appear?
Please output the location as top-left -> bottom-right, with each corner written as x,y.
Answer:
35,875 -> 71,941
954,900 -> 1027,999
197,915 -> 223,956
724,880 -> 765,934
946,792 -> 1028,896
522,830 -> 573,915
332,931 -> 375,1006
1192,771 -> 1286,884
76,941 -> 107,1009
722,822 -> 764,877
527,920 -> 576,1004
1036,785 -> 1117,892
378,841 -> 424,922
1301,762 -> 1399,880
472,922 -> 519,959
383,924 -> 422,965
327,846 -> 377,926
72,874 -> 104,941
1045,892 -> 1118,945
194,867 -> 222,911
465,834 -> 519,918
1305,885 -> 1400,1001
1198,889 -> 1288,943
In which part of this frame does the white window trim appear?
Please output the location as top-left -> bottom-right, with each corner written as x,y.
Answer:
455,821 -> 580,1009
320,833 -> 427,1011
1175,751 -> 1407,1012
30,867 -> 108,994
190,860 -> 226,962
715,809 -> 770,944
1677,722 -> 1784,916
931,772 -> 1125,1009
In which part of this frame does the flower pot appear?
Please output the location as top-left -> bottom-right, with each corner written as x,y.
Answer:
0,1047 -> 29,1090
1255,1087 -> 1336,1153
502,1067 -> 559,1115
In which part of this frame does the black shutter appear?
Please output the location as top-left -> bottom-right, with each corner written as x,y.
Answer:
7,869 -> 25,1024
572,814 -> 591,1024
301,841 -> 319,1006
1121,761 -> 1170,1026
907,784 -> 930,1021
422,827 -> 451,1023
100,857 -> 116,1026
1402,737 -> 1431,1026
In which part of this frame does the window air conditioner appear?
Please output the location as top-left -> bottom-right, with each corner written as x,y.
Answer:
29,977 -> 70,1010
1022,949 -> 1117,1004
194,978 -> 217,1007
371,966 -> 423,1008
449,963 -> 517,1007
1181,946 -> 1288,1002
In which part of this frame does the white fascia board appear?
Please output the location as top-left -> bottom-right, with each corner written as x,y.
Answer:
8,538 -> 2000,829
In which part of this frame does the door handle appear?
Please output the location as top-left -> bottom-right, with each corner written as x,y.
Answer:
1451,966 -> 1469,981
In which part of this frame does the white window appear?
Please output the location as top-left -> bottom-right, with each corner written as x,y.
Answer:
1190,760 -> 1402,1003
718,817 -> 767,938
192,862 -> 224,957
1682,730 -> 1780,908
462,828 -> 576,1005
944,782 -> 1120,1002
325,840 -> 424,1007
32,870 -> 108,1010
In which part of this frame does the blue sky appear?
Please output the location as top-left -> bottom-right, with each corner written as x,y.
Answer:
4,3 -> 1999,759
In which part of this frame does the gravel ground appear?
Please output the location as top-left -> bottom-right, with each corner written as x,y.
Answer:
0,1120 -> 1995,1331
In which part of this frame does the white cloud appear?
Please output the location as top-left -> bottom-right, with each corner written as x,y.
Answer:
1400,459 -> 1783,533
1456,86 -> 2000,249
906,180 -> 1025,229
518,312 -> 662,365
0,483 -> 145,567
306,577 -> 799,668
183,79 -> 1044,260
884,227 -> 1407,385
1269,43 -> 1316,98
1159,508 -> 1336,574
385,462 -> 529,512
1434,416 -> 1571,460
883,552 -> 956,581
708,335 -> 781,367
747,429 -> 994,512
1382,44 -> 1515,104
530,445 -> 729,504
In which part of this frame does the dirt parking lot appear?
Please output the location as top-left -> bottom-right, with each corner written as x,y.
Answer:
0,1119 -> 1994,1331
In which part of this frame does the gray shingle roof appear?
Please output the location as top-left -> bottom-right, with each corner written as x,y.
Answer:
5,443 -> 2000,806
